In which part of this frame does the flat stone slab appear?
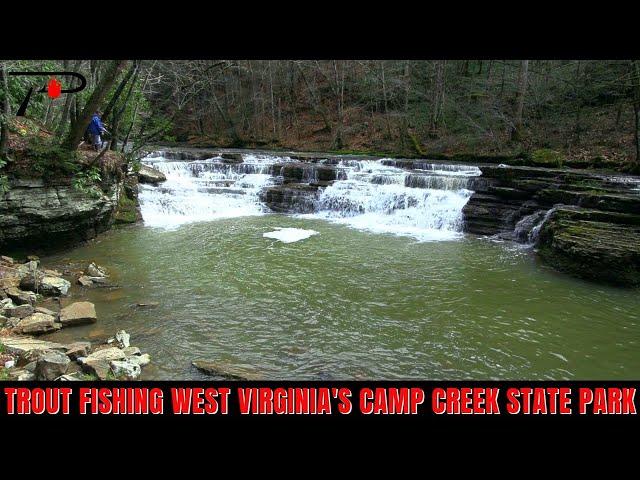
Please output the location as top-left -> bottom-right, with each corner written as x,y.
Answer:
0,336 -> 66,354
59,301 -> 97,326
15,313 -> 60,334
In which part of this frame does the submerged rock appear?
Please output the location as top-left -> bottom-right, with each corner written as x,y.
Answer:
59,302 -> 97,326
220,153 -> 243,163
77,276 -> 94,287
192,360 -> 261,380
86,263 -> 107,278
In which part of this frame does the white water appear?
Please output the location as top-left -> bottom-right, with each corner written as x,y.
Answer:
263,227 -> 319,243
140,153 -> 480,242
302,159 -> 480,241
139,153 -> 289,229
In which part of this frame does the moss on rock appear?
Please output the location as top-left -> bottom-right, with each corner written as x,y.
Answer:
537,208 -> 640,287
531,149 -> 564,168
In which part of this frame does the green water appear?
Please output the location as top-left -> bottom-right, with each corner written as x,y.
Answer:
43,215 -> 640,380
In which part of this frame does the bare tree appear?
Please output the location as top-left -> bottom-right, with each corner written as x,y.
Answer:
510,59 -> 529,141
429,60 -> 446,137
0,63 -> 10,158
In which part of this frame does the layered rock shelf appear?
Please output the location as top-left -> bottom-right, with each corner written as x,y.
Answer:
453,163 -> 639,286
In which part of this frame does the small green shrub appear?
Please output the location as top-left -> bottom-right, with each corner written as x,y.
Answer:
0,175 -> 8,194
531,149 -> 564,167
72,166 -> 103,198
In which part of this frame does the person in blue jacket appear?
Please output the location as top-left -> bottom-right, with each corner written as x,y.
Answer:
87,111 -> 107,151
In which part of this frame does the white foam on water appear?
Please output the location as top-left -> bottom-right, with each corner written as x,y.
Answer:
263,227 -> 319,243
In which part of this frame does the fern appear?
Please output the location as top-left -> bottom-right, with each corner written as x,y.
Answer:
72,166 -> 103,198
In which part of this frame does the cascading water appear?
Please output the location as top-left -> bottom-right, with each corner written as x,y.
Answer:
139,153 -> 290,229
302,159 -> 480,241
139,152 -> 480,242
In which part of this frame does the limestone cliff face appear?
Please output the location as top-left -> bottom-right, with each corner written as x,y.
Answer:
0,178 -> 119,249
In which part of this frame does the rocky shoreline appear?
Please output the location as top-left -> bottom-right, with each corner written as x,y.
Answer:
0,255 -> 151,381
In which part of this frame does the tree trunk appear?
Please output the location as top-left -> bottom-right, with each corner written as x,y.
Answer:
296,62 -> 332,132
63,60 -> 127,150
429,60 -> 446,137
110,64 -> 140,151
102,61 -> 136,123
381,62 -> 392,139
0,63 -> 10,158
401,60 -> 411,150
631,60 -> 640,166
573,61 -> 583,145
510,60 -> 529,142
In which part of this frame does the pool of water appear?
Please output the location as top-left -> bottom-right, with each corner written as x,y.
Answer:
42,215 -> 640,380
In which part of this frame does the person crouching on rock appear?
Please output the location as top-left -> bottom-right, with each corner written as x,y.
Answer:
87,111 -> 107,151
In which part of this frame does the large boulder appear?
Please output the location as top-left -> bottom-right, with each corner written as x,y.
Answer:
15,312 -> 60,335
20,274 -> 71,296
80,347 -> 126,380
59,302 -> 97,326
138,165 -> 167,185
84,347 -> 126,362
110,359 -> 141,380
34,351 -> 70,380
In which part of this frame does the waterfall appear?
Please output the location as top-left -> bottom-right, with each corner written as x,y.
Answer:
139,153 -> 289,229
302,159 -> 480,241
139,152 -> 481,242
528,208 -> 556,244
